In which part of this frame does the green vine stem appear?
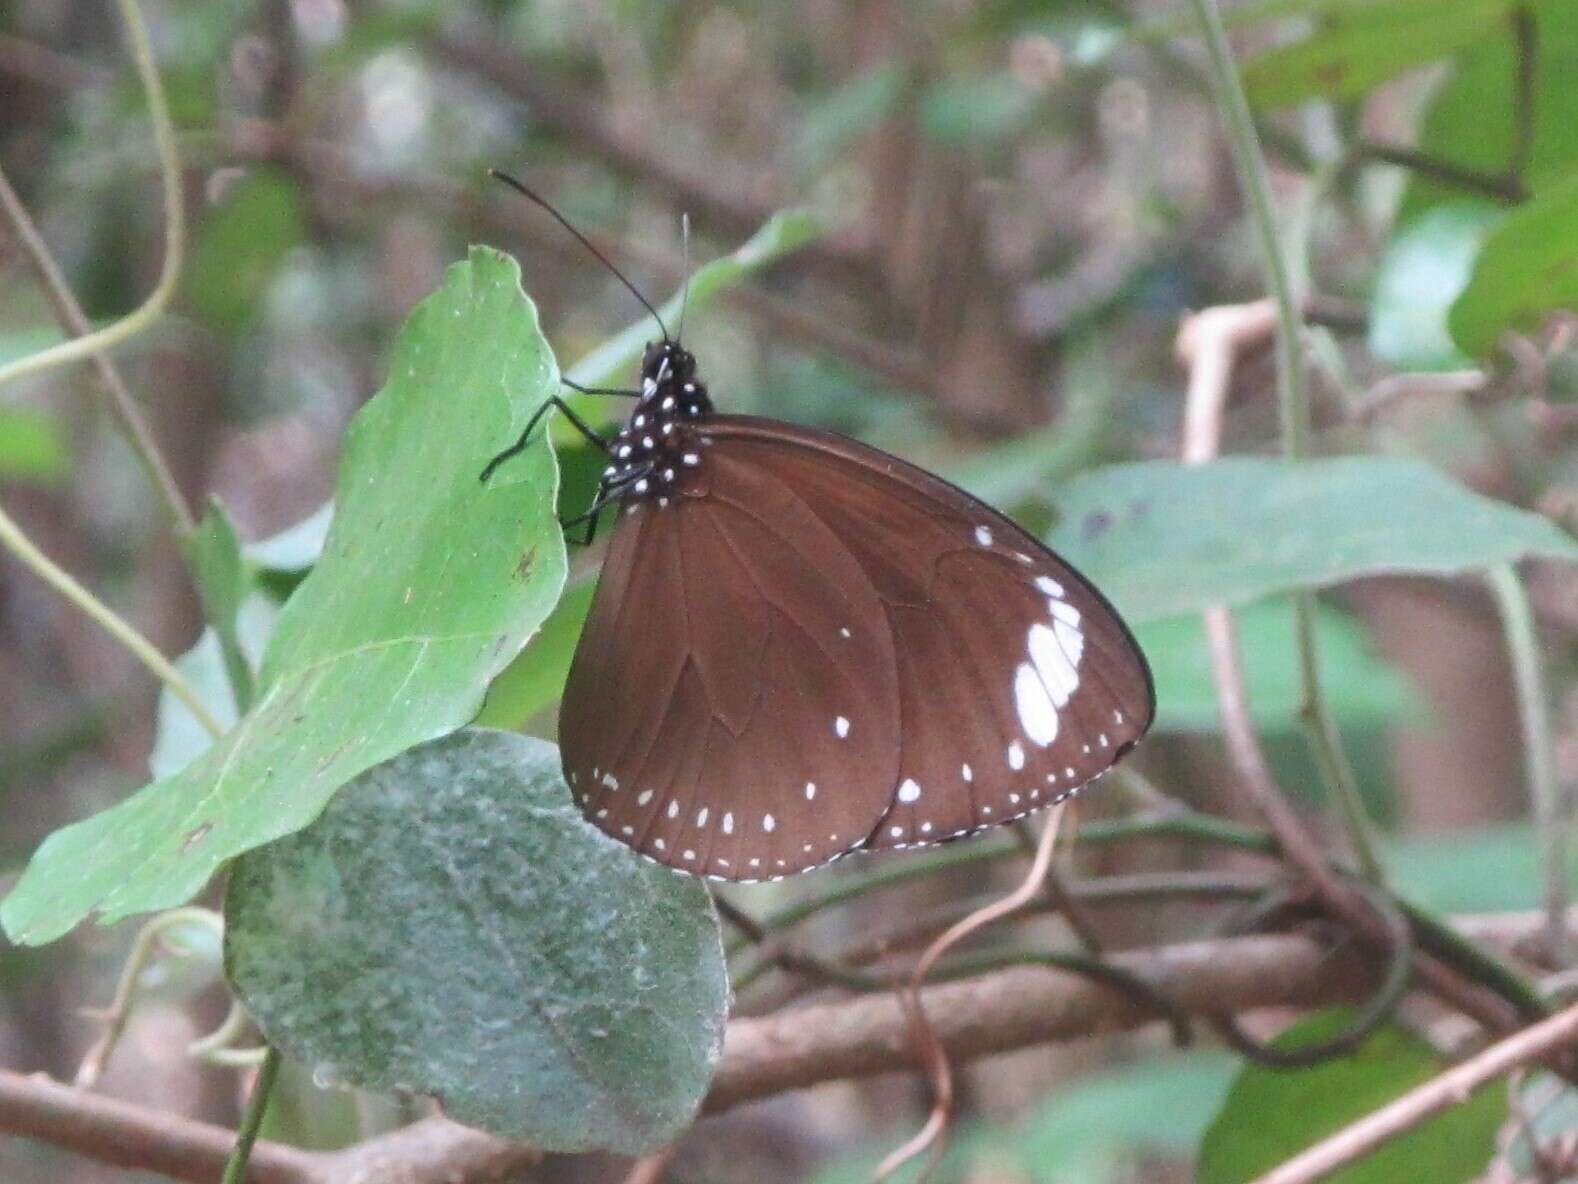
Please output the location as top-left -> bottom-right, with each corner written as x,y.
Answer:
74,908 -> 224,1088
0,0 -> 185,391
1185,0 -> 1382,883
0,504 -> 223,738
219,1045 -> 281,1184
1488,563 -> 1573,964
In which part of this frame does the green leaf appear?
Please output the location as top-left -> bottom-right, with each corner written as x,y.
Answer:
0,407 -> 70,484
224,729 -> 726,1155
793,63 -> 908,176
1400,0 -> 1578,223
244,502 -> 334,574
181,499 -> 253,712
1045,456 -> 1578,623
1019,1052 -> 1238,1172
474,579 -> 594,729
920,75 -> 1037,146
566,208 -> 823,392
1449,177 -> 1578,356
150,596 -> 279,780
1385,822 -> 1571,913
1139,598 -> 1421,733
2,248 -> 567,945
1199,1009 -> 1506,1184
1243,0 -> 1516,108
187,168 -> 308,333
1369,204 -> 1501,370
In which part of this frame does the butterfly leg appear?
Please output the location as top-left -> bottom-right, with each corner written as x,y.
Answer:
561,377 -> 640,398
480,396 -> 610,482
562,462 -> 653,546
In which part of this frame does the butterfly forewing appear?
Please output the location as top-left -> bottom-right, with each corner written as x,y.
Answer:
561,455 -> 904,879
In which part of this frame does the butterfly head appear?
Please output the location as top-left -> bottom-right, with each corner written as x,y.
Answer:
641,340 -> 698,386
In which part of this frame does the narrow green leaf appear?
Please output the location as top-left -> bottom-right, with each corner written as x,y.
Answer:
1449,177 -> 1578,356
793,63 -> 908,175
2,248 -> 566,945
187,168 -> 307,332
1045,456 -> 1578,623
1369,204 -> 1501,371
224,729 -> 726,1155
474,579 -> 595,729
181,498 -> 254,712
1243,0 -> 1515,108
566,208 -> 823,392
0,407 -> 70,484
1199,1009 -> 1506,1184
1139,598 -> 1421,733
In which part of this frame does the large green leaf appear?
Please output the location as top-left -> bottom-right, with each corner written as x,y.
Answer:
224,729 -> 726,1155
2,248 -> 567,945
1400,0 -> 1578,223
1045,456 -> 1578,623
1199,1009 -> 1506,1183
1139,598 -> 1420,733
1243,0 -> 1515,108
1450,177 -> 1578,356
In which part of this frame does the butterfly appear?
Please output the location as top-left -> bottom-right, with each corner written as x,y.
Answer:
483,171 -> 1154,881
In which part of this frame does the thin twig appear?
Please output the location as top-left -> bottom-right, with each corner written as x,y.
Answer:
0,164 -> 194,534
1488,563 -> 1572,965
1187,0 -> 1383,883
1251,999 -> 1578,1184
874,802 -> 1068,1181
0,503 -> 223,737
75,908 -> 224,1088
0,0 -> 186,390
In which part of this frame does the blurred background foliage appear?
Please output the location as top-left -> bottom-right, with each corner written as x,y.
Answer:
3,0 -> 1578,1180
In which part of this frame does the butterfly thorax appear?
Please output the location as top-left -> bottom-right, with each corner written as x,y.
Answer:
602,341 -> 714,507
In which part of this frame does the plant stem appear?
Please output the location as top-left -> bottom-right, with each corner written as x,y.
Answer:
1488,563 -> 1572,964
0,502 -> 222,738
1187,0 -> 1382,884
219,1045 -> 281,1184
0,165 -> 194,534
0,0 -> 185,391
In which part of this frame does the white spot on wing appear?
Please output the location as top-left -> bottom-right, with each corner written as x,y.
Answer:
667,801 -> 680,819
637,789 -> 653,806
763,814 -> 776,832
974,525 -> 993,546
1007,740 -> 1025,770
962,763 -> 973,782
696,807 -> 709,827
1050,600 -> 1082,627
1036,576 -> 1065,597
835,716 -> 850,738
1030,622 -> 1079,706
723,812 -> 734,834
898,778 -> 922,803
805,782 -> 816,800
1014,662 -> 1060,746
1055,618 -> 1085,667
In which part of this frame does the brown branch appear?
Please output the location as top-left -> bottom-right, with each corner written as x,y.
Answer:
1253,998 -> 1578,1184
3,912 -> 1568,1183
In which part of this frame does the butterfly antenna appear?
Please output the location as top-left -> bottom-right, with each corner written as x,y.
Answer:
677,213 -> 692,343
489,168 -> 669,341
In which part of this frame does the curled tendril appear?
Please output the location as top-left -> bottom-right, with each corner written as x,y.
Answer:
1207,879 -> 1413,1069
